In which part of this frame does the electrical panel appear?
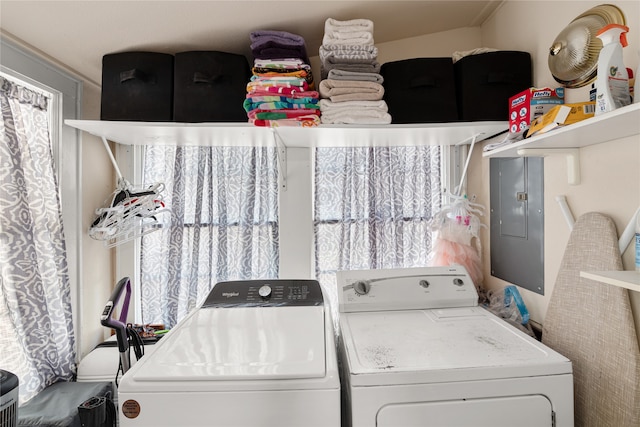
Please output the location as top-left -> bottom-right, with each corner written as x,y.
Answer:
490,157 -> 544,294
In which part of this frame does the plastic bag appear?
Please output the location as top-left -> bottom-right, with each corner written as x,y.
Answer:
484,285 -> 535,337
429,194 -> 486,288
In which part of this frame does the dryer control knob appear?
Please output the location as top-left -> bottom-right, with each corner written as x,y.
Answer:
453,278 -> 464,287
258,284 -> 272,299
353,281 -> 371,295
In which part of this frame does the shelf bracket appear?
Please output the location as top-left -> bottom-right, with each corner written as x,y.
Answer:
555,195 -> 575,231
101,136 -> 123,181
516,148 -> 581,185
271,130 -> 287,191
455,133 -> 480,197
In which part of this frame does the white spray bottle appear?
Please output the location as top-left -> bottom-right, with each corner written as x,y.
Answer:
594,24 -> 630,115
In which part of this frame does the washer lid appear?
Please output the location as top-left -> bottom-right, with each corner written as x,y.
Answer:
130,305 -> 327,383
340,307 -> 572,386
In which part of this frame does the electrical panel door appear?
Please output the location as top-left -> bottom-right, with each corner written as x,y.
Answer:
490,157 -> 544,294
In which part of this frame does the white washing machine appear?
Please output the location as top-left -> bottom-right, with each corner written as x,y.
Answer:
337,266 -> 574,427
117,279 -> 340,426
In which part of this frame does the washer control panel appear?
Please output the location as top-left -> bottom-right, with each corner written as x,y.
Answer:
203,279 -> 323,308
337,266 -> 478,313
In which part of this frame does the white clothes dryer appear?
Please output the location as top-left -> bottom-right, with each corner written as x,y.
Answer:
337,266 -> 574,427
118,279 -> 340,427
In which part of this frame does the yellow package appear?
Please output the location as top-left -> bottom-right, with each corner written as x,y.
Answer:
527,102 -> 595,137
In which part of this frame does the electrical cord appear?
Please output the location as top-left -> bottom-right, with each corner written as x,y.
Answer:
103,389 -> 117,427
113,326 -> 145,388
127,324 -> 145,361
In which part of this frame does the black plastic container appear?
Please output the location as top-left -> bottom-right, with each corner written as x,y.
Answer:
101,51 -> 174,121
381,57 -> 458,124
173,51 -> 251,122
454,51 -> 532,121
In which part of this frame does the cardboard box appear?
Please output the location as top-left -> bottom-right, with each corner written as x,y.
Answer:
527,102 -> 595,137
508,87 -> 564,133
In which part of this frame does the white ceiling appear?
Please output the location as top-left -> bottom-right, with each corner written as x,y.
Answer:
0,1 -> 503,86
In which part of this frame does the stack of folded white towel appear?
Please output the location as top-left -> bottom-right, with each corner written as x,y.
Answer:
318,18 -> 391,124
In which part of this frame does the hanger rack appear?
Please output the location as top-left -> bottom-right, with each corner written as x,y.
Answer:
89,137 -> 169,248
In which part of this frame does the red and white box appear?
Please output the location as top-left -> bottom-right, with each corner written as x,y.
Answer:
508,87 -> 565,133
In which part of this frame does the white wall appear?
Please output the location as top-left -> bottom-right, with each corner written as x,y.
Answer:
79,83 -> 115,357
473,0 -> 640,329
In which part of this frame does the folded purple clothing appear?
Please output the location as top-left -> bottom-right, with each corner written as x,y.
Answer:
250,31 -> 309,64
250,30 -> 305,46
251,37 -> 307,50
252,46 -> 308,61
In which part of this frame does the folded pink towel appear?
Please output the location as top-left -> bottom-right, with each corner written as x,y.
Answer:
247,90 -> 320,99
247,77 -> 309,93
250,115 -> 320,128
247,108 -> 320,120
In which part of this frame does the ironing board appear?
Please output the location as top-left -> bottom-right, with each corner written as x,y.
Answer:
542,212 -> 640,426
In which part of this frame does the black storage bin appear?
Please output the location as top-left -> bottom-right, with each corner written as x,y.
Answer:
454,51 -> 532,121
173,51 -> 251,122
380,58 -> 458,124
101,52 -> 174,121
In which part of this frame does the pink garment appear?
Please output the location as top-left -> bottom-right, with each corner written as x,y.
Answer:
429,221 -> 483,288
247,90 -> 320,99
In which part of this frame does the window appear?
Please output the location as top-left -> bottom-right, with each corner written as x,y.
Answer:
0,38 -> 81,403
137,145 -> 279,327
127,142 -> 444,327
0,37 -> 82,338
0,76 -> 74,403
314,146 -> 442,314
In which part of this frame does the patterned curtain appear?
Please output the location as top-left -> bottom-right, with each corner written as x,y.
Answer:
140,145 -> 279,328
0,76 -> 75,404
314,146 -> 442,313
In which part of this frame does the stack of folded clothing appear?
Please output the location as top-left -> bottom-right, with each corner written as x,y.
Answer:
318,18 -> 391,124
320,18 -> 380,78
245,30 -> 320,127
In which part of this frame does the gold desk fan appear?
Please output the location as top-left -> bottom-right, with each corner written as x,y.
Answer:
548,4 -> 626,88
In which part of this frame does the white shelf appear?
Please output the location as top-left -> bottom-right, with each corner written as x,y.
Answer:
65,120 -> 507,148
580,270 -> 640,292
483,103 -> 640,158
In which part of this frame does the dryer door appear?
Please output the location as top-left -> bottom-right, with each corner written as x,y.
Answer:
377,394 -> 553,427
